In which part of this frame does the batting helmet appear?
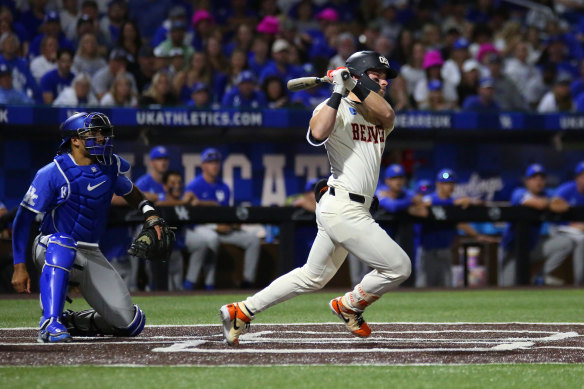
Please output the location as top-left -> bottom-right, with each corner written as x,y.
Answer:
59,112 -> 114,165
345,51 -> 398,80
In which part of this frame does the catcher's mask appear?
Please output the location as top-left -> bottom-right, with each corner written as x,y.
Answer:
59,112 -> 114,165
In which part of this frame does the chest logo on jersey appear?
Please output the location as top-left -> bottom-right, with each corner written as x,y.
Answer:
216,190 -> 226,203
349,107 -> 357,115
351,123 -> 385,144
87,180 -> 107,191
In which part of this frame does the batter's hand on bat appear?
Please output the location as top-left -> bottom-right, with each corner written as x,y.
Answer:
327,67 -> 349,95
12,263 -> 31,293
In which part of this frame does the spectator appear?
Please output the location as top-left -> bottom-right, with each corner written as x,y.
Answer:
493,20 -> 522,58
416,169 -> 489,287
30,36 -> 58,83
504,42 -> 539,91
498,164 -> 573,286
187,82 -> 212,108
546,161 -> 584,286
260,38 -> 303,84
17,0 -> 46,41
290,0 -> 318,34
462,77 -> 500,112
133,45 -> 156,94
184,148 -> 261,288
191,9 -> 216,52
399,41 -> 426,104
525,63 -> 557,110
457,59 -> 480,107
99,73 -> 137,107
221,70 -> 267,108
441,38 -> 470,87
224,23 -> 255,58
154,20 -> 194,66
151,5 -> 193,49
223,0 -> 258,35
72,33 -> 107,77
116,21 -> 142,76
205,32 -> 230,75
486,53 -> 529,111
262,75 -> 290,108
255,14 -> 279,47
71,4 -> 108,56
571,60 -> 584,99
174,51 -> 215,102
420,23 -> 442,51
53,72 -> 98,106
139,70 -> 178,106
64,1 -> 98,40
248,36 -> 273,78
414,50 -> 458,109
92,47 -> 138,100
100,0 -> 129,48
224,48 -> 250,92
59,0 -> 80,39
307,11 -> 340,61
0,33 -> 41,102
426,79 -> 453,111
0,5 -> 29,46
128,0 -> 171,43
328,32 -> 356,70
537,73 -> 575,113
40,48 -> 75,105
28,11 -> 74,61
392,28 -> 415,66
0,63 -> 34,104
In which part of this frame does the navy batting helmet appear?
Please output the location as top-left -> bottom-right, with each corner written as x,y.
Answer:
59,112 -> 114,165
345,51 -> 398,79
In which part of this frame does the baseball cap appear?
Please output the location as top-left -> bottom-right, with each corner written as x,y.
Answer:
385,164 -> 405,179
316,8 -> 339,22
436,168 -> 456,183
0,63 -> 11,76
462,58 -> 480,73
423,50 -> 444,69
452,38 -> 469,50
109,47 -> 130,61
150,146 -> 169,160
575,161 -> 584,176
428,79 -> 443,91
477,43 -> 498,63
44,10 -> 60,23
304,178 -> 319,193
556,73 -> 573,85
256,15 -> 279,35
272,38 -> 290,53
416,179 -> 433,194
190,82 -> 208,94
170,20 -> 187,31
201,148 -> 222,163
191,10 -> 214,26
525,163 -> 546,178
479,76 -> 495,88
236,70 -> 257,84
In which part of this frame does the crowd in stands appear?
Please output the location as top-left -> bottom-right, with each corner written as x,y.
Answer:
1,0 -> 584,112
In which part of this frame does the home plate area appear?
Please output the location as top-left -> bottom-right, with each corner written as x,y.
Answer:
2,323 -> 584,366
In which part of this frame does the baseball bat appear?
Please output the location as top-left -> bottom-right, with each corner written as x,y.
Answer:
287,77 -> 331,92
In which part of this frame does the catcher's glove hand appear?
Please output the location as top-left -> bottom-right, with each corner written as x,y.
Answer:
128,216 -> 176,261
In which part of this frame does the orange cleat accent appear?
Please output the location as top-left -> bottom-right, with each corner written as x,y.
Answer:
219,302 -> 253,346
329,297 -> 371,338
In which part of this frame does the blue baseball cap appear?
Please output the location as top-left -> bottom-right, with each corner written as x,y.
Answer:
436,168 -> 456,183
201,147 -> 222,163
525,163 -> 546,178
453,38 -> 469,50
304,178 -> 319,192
479,76 -> 495,88
385,164 -> 405,179
190,82 -> 208,94
575,161 -> 584,176
44,10 -> 60,23
428,79 -> 443,91
416,179 -> 433,194
149,145 -> 169,159
236,70 -> 257,85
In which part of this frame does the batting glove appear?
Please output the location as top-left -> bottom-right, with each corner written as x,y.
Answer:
327,67 -> 349,95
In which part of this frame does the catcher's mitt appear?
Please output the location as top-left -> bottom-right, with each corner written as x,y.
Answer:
128,216 -> 175,261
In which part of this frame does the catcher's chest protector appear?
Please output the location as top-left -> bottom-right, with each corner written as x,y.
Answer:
45,154 -> 117,243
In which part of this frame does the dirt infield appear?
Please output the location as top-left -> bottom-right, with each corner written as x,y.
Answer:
2,323 -> 584,366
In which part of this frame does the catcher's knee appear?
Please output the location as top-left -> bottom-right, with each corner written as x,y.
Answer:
114,305 -> 146,337
45,233 -> 77,270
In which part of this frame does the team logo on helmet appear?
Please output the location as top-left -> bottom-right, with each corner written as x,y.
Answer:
379,56 -> 389,66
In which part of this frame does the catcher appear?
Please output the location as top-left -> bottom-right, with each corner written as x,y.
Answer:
11,112 -> 175,343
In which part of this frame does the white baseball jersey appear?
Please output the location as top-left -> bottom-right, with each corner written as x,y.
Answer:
307,97 -> 394,197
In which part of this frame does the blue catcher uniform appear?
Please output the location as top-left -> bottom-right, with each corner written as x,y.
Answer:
12,112 -> 145,343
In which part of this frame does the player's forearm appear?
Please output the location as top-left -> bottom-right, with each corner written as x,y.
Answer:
12,206 -> 37,265
122,185 -> 147,209
550,197 -> 570,213
361,92 -> 395,129
309,105 -> 337,141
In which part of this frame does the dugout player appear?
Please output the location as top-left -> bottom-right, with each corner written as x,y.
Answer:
11,112 -> 168,343
219,51 -> 412,345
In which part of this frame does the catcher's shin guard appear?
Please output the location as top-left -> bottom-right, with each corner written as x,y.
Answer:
40,234 -> 77,321
219,302 -> 253,346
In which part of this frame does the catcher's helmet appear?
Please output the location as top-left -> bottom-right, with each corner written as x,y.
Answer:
345,51 -> 398,79
59,112 -> 114,165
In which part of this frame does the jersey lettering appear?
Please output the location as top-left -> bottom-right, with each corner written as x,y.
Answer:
351,123 -> 359,140
23,186 -> 39,206
60,186 -> 68,199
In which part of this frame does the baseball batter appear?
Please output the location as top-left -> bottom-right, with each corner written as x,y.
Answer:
220,51 -> 411,345
11,112 -> 171,343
